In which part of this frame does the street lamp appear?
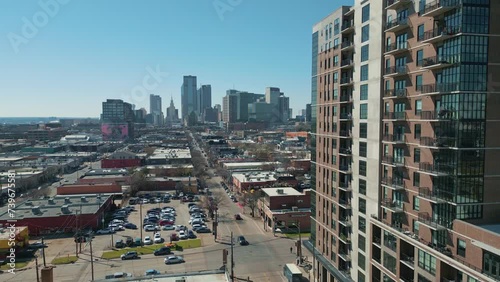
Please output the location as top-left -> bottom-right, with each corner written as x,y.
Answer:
291,221 -> 302,263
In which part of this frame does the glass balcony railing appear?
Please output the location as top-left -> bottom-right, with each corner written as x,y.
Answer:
383,111 -> 407,120
385,17 -> 409,31
419,162 -> 455,175
418,187 -> 455,203
341,41 -> 353,49
384,65 -> 408,76
419,0 -> 461,17
419,136 -> 456,148
384,89 -> 407,98
417,110 -> 457,120
381,177 -> 405,190
382,134 -> 405,143
385,41 -> 408,53
420,54 -> 461,68
419,26 -> 462,42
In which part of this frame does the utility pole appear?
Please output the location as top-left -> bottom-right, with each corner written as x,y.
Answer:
75,210 -> 79,257
90,236 -> 94,281
298,221 -> 302,262
41,238 -> 46,267
230,231 -> 234,282
35,256 -> 40,282
139,203 -> 143,246
79,204 -> 83,253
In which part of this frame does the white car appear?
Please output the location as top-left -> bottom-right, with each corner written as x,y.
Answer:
175,225 -> 187,231
178,231 -> 188,240
143,236 -> 152,245
164,255 -> 184,264
144,225 -> 160,232
162,225 -> 175,231
189,219 -> 204,225
153,233 -> 163,244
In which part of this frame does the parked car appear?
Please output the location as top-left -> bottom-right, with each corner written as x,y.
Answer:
179,230 -> 188,240
29,241 -> 48,248
96,228 -> 115,235
187,230 -> 197,239
175,225 -> 187,231
123,223 -> 137,229
134,237 -> 142,246
120,251 -> 139,260
170,233 -> 179,241
115,240 -> 125,248
145,269 -> 161,276
144,225 -> 160,232
164,255 -> 184,264
162,225 -> 175,231
195,227 -> 211,233
153,233 -> 163,243
143,236 -> 152,245
238,236 -> 249,246
105,272 -> 133,279
153,247 -> 172,256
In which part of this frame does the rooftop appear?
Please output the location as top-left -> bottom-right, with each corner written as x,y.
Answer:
86,168 -> 129,176
479,224 -> 500,236
149,148 -> 191,160
262,187 -> 303,197
232,171 -> 277,183
223,161 -> 279,168
0,194 -> 112,220
0,226 -> 28,240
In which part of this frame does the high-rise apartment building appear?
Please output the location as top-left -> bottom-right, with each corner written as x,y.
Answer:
181,75 -> 197,119
149,94 -> 163,126
101,99 -> 135,140
197,85 -> 212,117
308,1 -> 500,282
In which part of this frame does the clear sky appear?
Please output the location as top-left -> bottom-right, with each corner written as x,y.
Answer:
0,0 -> 350,118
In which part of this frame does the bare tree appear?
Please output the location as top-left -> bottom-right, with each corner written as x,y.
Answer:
241,190 -> 263,217
201,192 -> 225,220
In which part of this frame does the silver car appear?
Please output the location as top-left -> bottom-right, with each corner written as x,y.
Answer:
164,255 -> 184,264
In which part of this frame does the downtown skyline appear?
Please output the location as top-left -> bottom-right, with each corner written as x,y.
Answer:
0,0 -> 350,117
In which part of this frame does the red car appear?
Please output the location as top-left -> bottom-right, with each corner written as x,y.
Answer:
170,233 -> 179,241
159,220 -> 174,226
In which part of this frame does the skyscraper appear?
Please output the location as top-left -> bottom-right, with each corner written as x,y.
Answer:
149,94 -> 163,126
197,84 -> 212,119
166,97 -> 179,126
101,99 -> 135,140
181,75 -> 197,120
308,1 -> 500,282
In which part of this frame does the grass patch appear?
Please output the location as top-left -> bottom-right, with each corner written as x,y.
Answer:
51,255 -> 79,265
101,239 -> 202,260
285,233 -> 311,239
0,261 -> 29,270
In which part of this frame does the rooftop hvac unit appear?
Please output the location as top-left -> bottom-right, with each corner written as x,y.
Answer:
81,197 -> 87,202
64,197 -> 71,204
32,206 -> 41,214
25,200 -> 33,206
292,206 -> 298,211
61,205 -> 71,214
277,189 -> 284,194
175,279 -> 186,282
48,198 -> 55,205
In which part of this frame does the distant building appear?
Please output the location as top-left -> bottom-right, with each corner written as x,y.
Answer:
101,99 -> 135,140
166,97 -> 179,126
203,107 -> 219,123
134,108 -> 147,124
149,94 -> 163,126
197,85 -> 212,120
101,151 -> 142,168
181,75 -> 197,120
305,104 -> 311,122
223,89 -> 265,123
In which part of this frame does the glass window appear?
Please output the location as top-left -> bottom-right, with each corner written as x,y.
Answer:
358,252 -> 366,270
383,252 -> 397,274
416,75 -> 423,91
415,100 -> 422,115
413,172 -> 420,187
360,123 -> 367,138
359,234 -> 366,252
360,84 -> 368,100
359,179 -> 366,195
359,198 -> 366,213
359,216 -> 366,233
483,251 -> 500,280
414,148 -> 420,163
358,272 -> 365,282
416,50 -> 424,66
334,18 -> 340,35
360,65 -> 369,81
414,124 -> 421,139
458,239 -> 466,257
418,249 -> 437,275
361,45 -> 369,62
417,24 -> 425,41
361,25 -> 370,42
413,196 -> 420,211
362,4 -> 370,23
359,160 -> 367,176
359,142 -> 367,157
360,104 -> 368,119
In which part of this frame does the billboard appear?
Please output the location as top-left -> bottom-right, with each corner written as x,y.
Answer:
101,123 -> 129,141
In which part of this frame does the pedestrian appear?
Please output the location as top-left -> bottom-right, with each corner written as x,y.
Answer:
290,246 -> 293,253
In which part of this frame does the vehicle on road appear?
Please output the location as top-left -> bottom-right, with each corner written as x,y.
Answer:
283,263 -> 303,282
105,272 -> 133,279
29,242 -> 48,248
96,228 -> 116,235
145,269 -> 161,276
234,214 -> 243,220
123,223 -> 137,229
164,255 -> 184,264
195,227 -> 211,233
143,236 -> 152,245
238,236 -> 249,246
120,251 -> 139,260
153,247 -> 172,256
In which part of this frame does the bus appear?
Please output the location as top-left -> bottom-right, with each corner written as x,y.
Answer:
283,263 -> 303,282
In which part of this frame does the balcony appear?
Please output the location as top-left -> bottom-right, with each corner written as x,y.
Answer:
381,177 -> 405,190
339,94 -> 353,103
384,89 -> 408,99
339,251 -> 351,261
400,254 -> 415,268
384,41 -> 409,55
340,77 -> 354,86
420,0 -> 461,17
339,147 -> 352,156
385,0 -> 412,10
385,17 -> 409,33
338,182 -> 352,192
339,112 -> 353,121
339,164 -> 352,174
373,236 -> 382,247
383,111 -> 407,121
341,41 -> 354,51
384,65 -> 408,77
339,232 -> 351,243
341,20 -> 354,33
419,136 -> 456,148
382,156 -> 406,167
381,198 -> 404,213
420,54 -> 460,70
339,130 -> 352,138
417,110 -> 456,121
418,187 -> 455,204
418,82 -> 460,95
420,26 -> 462,44
339,217 -> 352,227
341,59 -> 354,69
419,162 -> 454,176
417,212 -> 448,230
382,134 -> 406,144
338,199 -> 352,209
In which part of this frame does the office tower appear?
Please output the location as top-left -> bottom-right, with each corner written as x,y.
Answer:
149,94 -> 163,126
223,90 -> 238,123
166,97 -> 179,126
265,87 -> 281,105
181,75 -> 197,119
279,93 -> 291,122
306,104 -> 312,122
101,99 -> 135,140
308,1 -> 500,282
197,85 -> 212,118
223,90 -> 264,123
134,108 -> 147,124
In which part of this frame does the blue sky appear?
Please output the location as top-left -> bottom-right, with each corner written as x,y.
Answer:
0,0 -> 349,117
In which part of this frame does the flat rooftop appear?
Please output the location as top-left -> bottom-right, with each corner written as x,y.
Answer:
149,148 -> 192,160
223,161 -> 279,168
86,168 -> 129,176
232,171 -> 277,183
262,187 -> 303,197
479,224 -> 500,236
0,194 -> 112,220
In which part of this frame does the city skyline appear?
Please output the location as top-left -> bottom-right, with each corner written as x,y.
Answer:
0,0 -> 349,117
